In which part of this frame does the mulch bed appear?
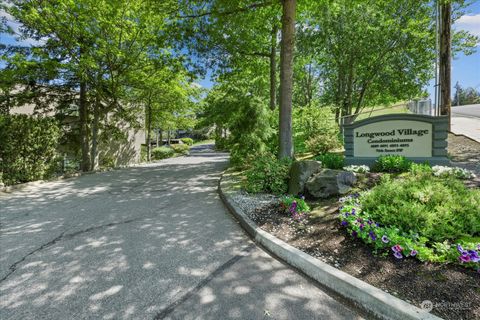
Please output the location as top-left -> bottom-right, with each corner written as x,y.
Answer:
233,133 -> 480,319
248,200 -> 479,320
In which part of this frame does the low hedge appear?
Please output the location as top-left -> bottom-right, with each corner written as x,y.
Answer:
180,138 -> 194,146
152,146 -> 175,160
171,143 -> 189,155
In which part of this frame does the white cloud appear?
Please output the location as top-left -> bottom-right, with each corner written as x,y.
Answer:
455,14 -> 480,37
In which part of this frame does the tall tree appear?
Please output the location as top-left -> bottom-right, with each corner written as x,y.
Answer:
278,0 -> 296,159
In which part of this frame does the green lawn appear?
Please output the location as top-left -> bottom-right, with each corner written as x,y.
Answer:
354,103 -> 410,121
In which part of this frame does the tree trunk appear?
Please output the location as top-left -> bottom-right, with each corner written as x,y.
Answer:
79,79 -> 90,172
90,95 -> 100,171
156,128 -> 159,147
146,99 -> 152,161
278,0 -> 296,159
439,2 -> 451,130
167,129 -> 171,145
269,25 -> 278,110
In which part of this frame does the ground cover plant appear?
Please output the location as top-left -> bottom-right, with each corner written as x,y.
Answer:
280,195 -> 311,229
338,173 -> 480,272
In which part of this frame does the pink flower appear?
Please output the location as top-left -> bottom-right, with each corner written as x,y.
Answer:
391,244 -> 403,253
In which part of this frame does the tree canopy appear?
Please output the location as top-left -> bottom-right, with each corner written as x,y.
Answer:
1,0 -> 478,167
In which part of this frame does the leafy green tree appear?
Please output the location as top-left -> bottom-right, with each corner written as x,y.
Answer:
1,0 -> 181,170
453,82 -> 480,106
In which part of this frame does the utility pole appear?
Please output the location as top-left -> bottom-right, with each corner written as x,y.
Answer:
439,1 -> 452,130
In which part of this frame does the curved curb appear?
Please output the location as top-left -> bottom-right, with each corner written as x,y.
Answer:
218,173 -> 442,320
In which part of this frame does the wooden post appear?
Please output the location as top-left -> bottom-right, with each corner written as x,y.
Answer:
439,2 -> 451,130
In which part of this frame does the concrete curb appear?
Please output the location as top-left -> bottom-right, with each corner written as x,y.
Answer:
218,173 -> 442,320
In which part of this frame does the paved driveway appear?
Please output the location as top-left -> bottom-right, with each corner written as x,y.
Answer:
451,104 -> 480,142
0,145 -> 364,320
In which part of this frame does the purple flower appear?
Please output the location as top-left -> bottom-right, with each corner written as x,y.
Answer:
375,223 -> 380,227
344,212 -> 350,217
359,223 -> 365,230
351,208 -> 356,215
341,220 -> 348,227
393,251 -> 403,259
457,244 -> 467,255
468,250 -> 480,263
410,249 -> 418,257
381,235 -> 389,243
367,219 -> 373,225
356,218 -> 363,223
351,231 -> 358,238
459,254 -> 471,263
369,231 -> 376,241
391,244 -> 403,253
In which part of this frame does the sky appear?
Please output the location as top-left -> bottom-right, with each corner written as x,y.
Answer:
1,2 -> 479,102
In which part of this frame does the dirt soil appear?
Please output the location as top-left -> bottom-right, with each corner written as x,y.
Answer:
248,199 -> 479,320
448,134 -> 480,180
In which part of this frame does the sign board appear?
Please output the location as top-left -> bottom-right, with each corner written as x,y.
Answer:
343,114 -> 449,166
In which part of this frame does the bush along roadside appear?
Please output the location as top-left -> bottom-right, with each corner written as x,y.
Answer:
244,154 -> 292,194
0,114 -> 60,185
338,194 -> 480,273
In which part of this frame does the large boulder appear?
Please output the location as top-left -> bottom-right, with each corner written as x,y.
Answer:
288,160 -> 322,195
305,169 -> 356,199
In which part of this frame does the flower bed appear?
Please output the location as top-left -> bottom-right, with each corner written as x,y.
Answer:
338,194 -> 479,272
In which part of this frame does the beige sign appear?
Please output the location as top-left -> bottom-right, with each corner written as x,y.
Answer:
353,120 -> 433,157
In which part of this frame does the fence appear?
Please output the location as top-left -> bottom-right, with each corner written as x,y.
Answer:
406,99 -> 436,116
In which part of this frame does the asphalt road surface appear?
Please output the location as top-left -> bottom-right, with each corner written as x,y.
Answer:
0,145 -> 365,320
451,104 -> 480,142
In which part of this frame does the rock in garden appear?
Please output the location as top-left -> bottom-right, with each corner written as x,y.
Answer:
288,160 -> 322,195
305,169 -> 356,199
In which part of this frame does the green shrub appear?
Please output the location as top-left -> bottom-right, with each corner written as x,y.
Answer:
244,154 -> 292,194
180,138 -> 194,146
171,143 -> 189,155
0,114 -> 60,185
314,153 -> 345,169
360,173 -> 480,243
293,105 -> 341,154
409,162 -> 432,175
373,155 -> 412,173
151,146 -> 174,160
305,133 -> 342,155
215,136 -> 229,151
